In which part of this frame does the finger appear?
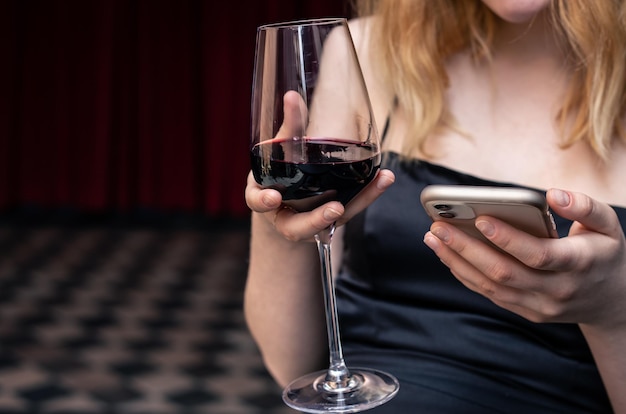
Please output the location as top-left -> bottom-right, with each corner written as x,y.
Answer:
547,188 -> 622,238
245,171 -> 282,213
338,169 -> 395,224
427,221 -> 553,292
274,201 -> 344,242
276,91 -> 307,139
473,216 -> 566,271
448,262 -> 538,317
424,228 -> 561,321
423,228 -> 530,305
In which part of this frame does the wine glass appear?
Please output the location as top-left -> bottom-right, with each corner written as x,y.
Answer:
249,18 -> 399,413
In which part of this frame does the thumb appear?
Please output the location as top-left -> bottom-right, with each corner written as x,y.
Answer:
547,188 -> 622,237
275,90 -> 308,139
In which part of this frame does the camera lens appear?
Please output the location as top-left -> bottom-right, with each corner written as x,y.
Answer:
438,211 -> 456,219
434,204 -> 452,211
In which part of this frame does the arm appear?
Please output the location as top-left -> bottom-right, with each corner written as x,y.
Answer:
554,189 -> 626,411
424,188 -> 626,412
580,323 -> 626,412
244,202 -> 329,386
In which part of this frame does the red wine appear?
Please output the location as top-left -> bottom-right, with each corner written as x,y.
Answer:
250,137 -> 380,212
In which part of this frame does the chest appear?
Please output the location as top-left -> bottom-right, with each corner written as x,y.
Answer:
376,58 -> 626,208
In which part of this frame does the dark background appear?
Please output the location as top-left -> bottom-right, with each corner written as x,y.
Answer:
0,2 -> 354,413
0,0 -> 351,220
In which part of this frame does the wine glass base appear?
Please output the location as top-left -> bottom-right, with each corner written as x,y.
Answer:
282,368 -> 399,413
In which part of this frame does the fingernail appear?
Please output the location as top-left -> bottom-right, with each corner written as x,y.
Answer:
551,189 -> 570,207
475,219 -> 494,237
324,207 -> 341,221
431,226 -> 449,243
262,194 -> 276,208
376,173 -> 394,190
423,233 -> 440,251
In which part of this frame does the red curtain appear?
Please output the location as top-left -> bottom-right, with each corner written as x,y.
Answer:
0,0 -> 350,218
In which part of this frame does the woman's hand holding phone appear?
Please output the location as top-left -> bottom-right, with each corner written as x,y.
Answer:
422,186 -> 626,330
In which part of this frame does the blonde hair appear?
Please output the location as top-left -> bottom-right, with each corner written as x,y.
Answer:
354,0 -> 626,161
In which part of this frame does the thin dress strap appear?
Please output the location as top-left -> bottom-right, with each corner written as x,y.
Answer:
380,97 -> 398,144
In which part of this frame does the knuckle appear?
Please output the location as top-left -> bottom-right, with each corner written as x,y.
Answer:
281,227 -> 304,242
525,247 -> 554,269
494,233 -> 514,251
486,261 -> 514,284
276,213 -> 323,243
452,238 -> 468,255
537,300 -> 565,321
578,196 -> 595,219
311,218 -> 332,235
552,284 -> 576,303
479,279 -> 497,297
274,217 -> 302,243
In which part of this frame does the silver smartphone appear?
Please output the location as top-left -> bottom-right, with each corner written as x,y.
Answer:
420,185 -> 558,240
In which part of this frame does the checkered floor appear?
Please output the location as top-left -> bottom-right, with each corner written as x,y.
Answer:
0,212 -> 297,414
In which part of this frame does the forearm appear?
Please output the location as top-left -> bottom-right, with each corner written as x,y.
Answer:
580,323 -> 626,413
244,212 -> 328,386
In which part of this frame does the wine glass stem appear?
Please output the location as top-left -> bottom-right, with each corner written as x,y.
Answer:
315,223 -> 351,389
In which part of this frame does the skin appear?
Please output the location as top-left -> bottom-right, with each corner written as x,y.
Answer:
245,1 -> 626,410
481,0 -> 551,23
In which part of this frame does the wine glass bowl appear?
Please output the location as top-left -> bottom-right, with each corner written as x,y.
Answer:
250,18 -> 399,413
250,135 -> 380,211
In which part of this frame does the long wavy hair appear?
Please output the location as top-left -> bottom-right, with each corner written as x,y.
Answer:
354,0 -> 626,161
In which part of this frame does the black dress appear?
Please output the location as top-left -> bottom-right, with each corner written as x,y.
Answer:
335,152 -> 619,413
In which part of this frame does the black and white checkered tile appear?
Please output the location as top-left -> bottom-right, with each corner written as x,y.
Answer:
0,213 -> 297,414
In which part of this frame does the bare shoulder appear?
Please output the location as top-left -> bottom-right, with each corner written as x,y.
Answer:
347,17 -> 375,55
347,16 -> 393,137
346,16 -> 380,81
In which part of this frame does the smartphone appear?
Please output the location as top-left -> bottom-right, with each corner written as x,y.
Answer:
420,185 -> 558,240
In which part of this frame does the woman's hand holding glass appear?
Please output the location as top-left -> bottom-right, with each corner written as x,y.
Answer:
246,39 -> 395,242
246,169 -> 394,242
